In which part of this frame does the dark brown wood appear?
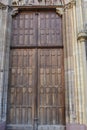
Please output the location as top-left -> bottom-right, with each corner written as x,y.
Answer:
12,11 -> 62,47
7,49 -> 35,130
7,11 -> 65,130
12,12 -> 36,47
38,49 -> 65,125
38,11 -> 62,47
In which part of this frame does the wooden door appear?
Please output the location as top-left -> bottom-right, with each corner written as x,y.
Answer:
7,49 -> 36,130
38,49 -> 65,126
7,11 -> 65,130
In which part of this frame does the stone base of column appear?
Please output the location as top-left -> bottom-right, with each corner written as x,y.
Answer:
66,124 -> 87,130
0,121 -> 6,130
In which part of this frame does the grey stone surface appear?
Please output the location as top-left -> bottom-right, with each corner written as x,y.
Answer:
0,0 -> 8,5
83,2 -> 87,29
86,42 -> 87,60
0,3 -> 12,122
0,121 -> 6,130
38,125 -> 65,130
66,124 -> 87,130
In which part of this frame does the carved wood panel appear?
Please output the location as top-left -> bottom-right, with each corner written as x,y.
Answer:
38,12 -> 62,46
7,49 -> 35,130
38,49 -> 65,125
7,11 -> 65,130
12,12 -> 36,47
12,11 -> 62,47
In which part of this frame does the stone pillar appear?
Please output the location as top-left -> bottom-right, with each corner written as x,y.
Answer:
63,0 -> 87,129
63,1 -> 77,124
76,0 -> 87,126
83,0 -> 87,124
82,0 -> 87,30
0,2 -> 12,130
0,6 -> 8,130
77,31 -> 87,124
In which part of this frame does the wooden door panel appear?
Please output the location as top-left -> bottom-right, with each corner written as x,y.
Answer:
38,12 -> 62,47
12,11 -> 62,47
12,12 -> 36,47
38,49 -> 65,125
7,11 -> 65,130
7,49 -> 35,130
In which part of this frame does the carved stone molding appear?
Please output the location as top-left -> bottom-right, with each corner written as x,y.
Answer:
11,0 -> 63,6
56,7 -> 64,16
64,0 -> 76,10
11,8 -> 19,16
78,31 -> 87,42
0,2 -> 6,9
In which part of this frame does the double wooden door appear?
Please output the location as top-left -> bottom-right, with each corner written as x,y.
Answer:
7,11 -> 65,130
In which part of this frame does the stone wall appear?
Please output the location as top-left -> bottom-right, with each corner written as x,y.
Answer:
83,0 -> 87,30
0,0 -> 8,5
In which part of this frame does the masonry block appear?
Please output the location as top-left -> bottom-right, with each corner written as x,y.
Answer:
66,124 -> 87,130
0,121 -> 6,130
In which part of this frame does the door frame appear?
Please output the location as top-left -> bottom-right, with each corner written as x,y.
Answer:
0,6 -> 69,130
6,9 -> 65,130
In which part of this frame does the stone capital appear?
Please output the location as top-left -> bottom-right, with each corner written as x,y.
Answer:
0,2 -> 6,9
77,31 -> 87,42
56,7 -> 64,16
64,0 -> 76,10
11,7 -> 19,16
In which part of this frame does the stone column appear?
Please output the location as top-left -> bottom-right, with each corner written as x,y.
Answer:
77,32 -> 87,124
0,6 -> 8,130
75,0 -> 87,126
0,2 -> 12,130
83,0 -> 87,124
63,1 -> 77,124
63,0 -> 87,129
